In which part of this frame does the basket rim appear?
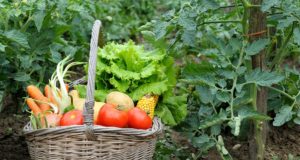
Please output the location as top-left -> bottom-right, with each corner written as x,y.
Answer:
23,117 -> 163,137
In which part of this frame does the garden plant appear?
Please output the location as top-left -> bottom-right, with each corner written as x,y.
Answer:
0,0 -> 299,160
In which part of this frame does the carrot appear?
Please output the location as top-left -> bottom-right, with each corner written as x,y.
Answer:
26,98 -> 42,116
27,85 -> 51,112
45,85 -> 57,105
65,84 -> 69,93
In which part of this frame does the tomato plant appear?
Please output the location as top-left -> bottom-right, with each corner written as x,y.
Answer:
142,0 -> 300,159
96,103 -> 128,128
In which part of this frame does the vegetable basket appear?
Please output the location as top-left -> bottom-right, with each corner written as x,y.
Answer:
23,20 -> 163,159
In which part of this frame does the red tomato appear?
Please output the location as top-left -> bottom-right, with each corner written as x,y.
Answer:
96,103 -> 128,128
60,110 -> 83,126
128,108 -> 152,130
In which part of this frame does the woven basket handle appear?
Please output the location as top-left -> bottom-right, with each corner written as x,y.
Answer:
83,20 -> 102,140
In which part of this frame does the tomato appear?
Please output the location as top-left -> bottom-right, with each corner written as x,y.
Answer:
60,110 -> 83,126
96,103 -> 128,128
128,108 -> 152,130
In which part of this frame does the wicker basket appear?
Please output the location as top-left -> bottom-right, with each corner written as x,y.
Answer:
23,20 -> 163,160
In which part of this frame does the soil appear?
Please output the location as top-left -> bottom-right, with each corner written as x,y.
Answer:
0,110 -> 299,160
0,112 -> 30,160
205,125 -> 300,160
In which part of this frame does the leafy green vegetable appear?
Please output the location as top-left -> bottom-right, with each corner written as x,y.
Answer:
78,41 -> 186,125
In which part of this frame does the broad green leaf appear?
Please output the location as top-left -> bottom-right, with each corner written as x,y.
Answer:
4,30 -> 29,48
216,91 -> 230,102
140,62 -> 156,78
237,66 -> 247,75
199,110 -> 227,130
178,10 -> 196,30
294,117 -> 300,125
109,77 -> 130,92
293,27 -> 300,45
182,61 -> 216,86
162,95 -> 187,123
153,21 -> 168,40
109,62 -> 141,80
141,30 -> 155,42
277,17 -> 296,30
156,106 -> 176,126
218,79 -> 227,88
261,0 -> 279,12
273,105 -> 294,126
245,39 -> 269,56
198,105 -> 214,117
198,0 -> 219,12
130,80 -> 168,100
210,124 -> 221,135
192,134 -> 210,147
238,107 -> 272,120
181,29 -> 196,47
196,86 -> 214,104
14,72 -> 30,81
75,85 -> 108,102
0,43 -> 6,52
20,55 -> 33,69
33,10 -> 46,32
245,69 -> 284,86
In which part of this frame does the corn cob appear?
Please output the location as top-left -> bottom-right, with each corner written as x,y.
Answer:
136,94 -> 159,119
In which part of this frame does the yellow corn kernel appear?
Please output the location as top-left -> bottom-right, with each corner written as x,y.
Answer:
136,94 -> 159,119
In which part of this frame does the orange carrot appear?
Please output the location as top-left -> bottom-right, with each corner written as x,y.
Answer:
26,98 -> 42,116
27,85 -> 51,112
65,84 -> 69,93
45,85 -> 57,105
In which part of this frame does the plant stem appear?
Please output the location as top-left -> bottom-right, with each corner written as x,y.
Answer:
200,20 -> 241,25
265,86 -> 294,100
270,24 -> 295,69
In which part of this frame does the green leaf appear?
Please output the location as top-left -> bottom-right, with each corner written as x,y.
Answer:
75,85 -> 108,102
33,10 -> 46,32
210,124 -> 221,135
238,107 -> 272,120
199,110 -> 227,130
245,69 -> 284,86
109,77 -> 130,92
294,117 -> 300,125
4,30 -> 29,48
192,134 -> 210,146
196,86 -> 213,104
237,66 -> 247,75
162,95 -> 187,124
261,0 -> 279,12
181,29 -> 196,47
178,11 -> 196,30
130,80 -> 168,100
245,39 -> 269,56
182,61 -> 216,86
154,21 -> 168,40
0,43 -> 6,52
14,72 -> 30,81
216,91 -> 230,102
293,27 -> 300,45
273,106 -> 294,126
140,62 -> 156,78
109,62 -> 141,80
156,106 -> 176,126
